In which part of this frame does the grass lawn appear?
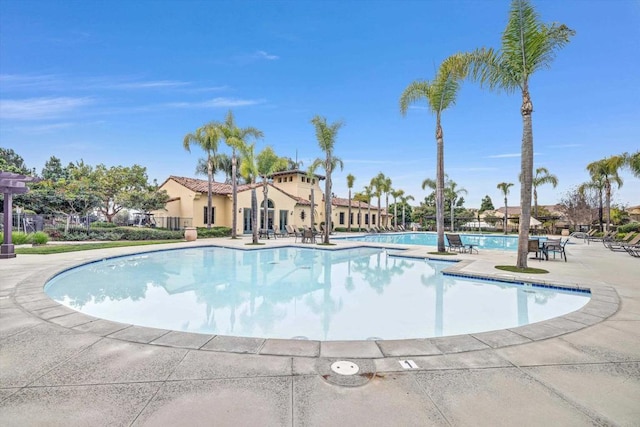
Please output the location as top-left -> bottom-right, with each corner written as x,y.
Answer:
15,240 -> 182,255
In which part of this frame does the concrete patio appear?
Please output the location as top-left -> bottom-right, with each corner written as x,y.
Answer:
1,235 -> 638,426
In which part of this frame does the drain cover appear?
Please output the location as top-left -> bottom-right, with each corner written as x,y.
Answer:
330,360 -> 359,375
317,358 -> 376,387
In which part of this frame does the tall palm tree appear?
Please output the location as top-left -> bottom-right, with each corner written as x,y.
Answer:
183,122 -> 223,229
257,147 -> 288,232
308,115 -> 344,244
531,167 -> 558,218
586,156 -> 625,232
215,153 -> 234,184
497,182 -> 514,234
239,143 -> 260,244
346,173 -> 355,232
400,53 -> 469,252
222,110 -> 263,239
391,189 -> 404,230
363,185 -> 373,230
467,0 -> 574,267
370,175 -> 383,228
382,176 -> 392,228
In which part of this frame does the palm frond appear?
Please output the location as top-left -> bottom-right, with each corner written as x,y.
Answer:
399,80 -> 433,115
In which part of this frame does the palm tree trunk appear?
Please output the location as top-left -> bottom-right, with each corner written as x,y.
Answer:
262,180 -> 268,232
358,201 -> 361,231
231,151 -> 237,238
504,198 -> 508,234
605,182 -> 611,232
377,196 -> 381,228
251,187 -> 258,244
517,87 -> 534,269
310,188 -> 315,233
324,170 -> 331,244
207,157 -> 213,229
348,189 -> 352,232
435,117 -> 445,252
534,187 -> 538,218
393,198 -> 397,230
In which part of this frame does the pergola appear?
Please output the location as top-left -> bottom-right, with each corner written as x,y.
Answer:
1,172 -> 34,259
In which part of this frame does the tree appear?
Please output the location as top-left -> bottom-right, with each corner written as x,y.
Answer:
239,143 -> 260,244
624,151 -> 640,178
222,111 -> 263,239
41,156 -> 67,181
445,180 -> 467,232
90,164 -> 150,222
400,53 -> 469,252
361,185 -> 373,229
522,166 -> 558,218
578,175 -> 605,230
308,115 -> 344,244
468,0 -> 574,267
586,156 -> 625,232
183,122 -> 223,229
0,147 -> 31,175
346,174 -> 355,231
559,186 -> 597,229
399,193 -> 415,228
479,195 -> 495,212
257,147 -> 288,231
390,189 -> 404,230
497,182 -> 514,234
382,176 -> 392,228
370,174 -> 383,228
126,184 -> 171,214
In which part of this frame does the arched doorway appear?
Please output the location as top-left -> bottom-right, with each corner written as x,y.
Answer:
260,199 -> 275,230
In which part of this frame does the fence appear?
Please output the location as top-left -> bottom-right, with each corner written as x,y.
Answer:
0,213 -> 192,233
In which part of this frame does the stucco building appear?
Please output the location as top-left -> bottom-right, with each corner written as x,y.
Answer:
154,170 -> 387,234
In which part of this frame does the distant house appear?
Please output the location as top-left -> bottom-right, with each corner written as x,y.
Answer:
628,205 -> 640,222
486,205 -> 567,232
154,170 -> 387,233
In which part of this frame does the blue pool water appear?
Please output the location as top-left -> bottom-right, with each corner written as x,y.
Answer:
45,246 -> 589,341
338,232 -> 529,251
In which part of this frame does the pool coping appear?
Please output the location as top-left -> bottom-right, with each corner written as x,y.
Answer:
13,240 -> 620,360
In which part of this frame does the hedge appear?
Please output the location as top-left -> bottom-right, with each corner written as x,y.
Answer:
196,226 -> 232,238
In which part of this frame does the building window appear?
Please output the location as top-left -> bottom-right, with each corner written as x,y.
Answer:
278,178 -> 282,183
350,213 -> 353,225
339,212 -> 345,225
203,206 -> 216,224
289,176 -> 293,182
365,214 -> 369,225
312,179 -> 315,184
372,214 -> 376,225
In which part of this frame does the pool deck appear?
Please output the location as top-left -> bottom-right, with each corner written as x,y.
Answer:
1,235 -> 638,425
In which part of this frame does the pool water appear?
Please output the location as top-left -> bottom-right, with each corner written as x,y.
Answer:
337,232 -> 530,251
45,246 -> 589,341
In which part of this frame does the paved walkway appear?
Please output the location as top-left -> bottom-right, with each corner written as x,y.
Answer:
1,235 -> 638,426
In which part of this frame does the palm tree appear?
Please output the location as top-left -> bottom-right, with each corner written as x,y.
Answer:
399,193 -> 414,228
257,147 -> 288,232
445,180 -> 467,232
363,185 -> 373,230
183,122 -> 223,229
400,53 -> 469,252
222,110 -> 263,239
423,176 -> 466,232
586,156 -> 625,232
382,176 -> 392,228
238,143 -> 260,244
531,167 -> 558,218
623,151 -> 640,178
346,173 -> 355,232
308,115 -> 344,244
371,173 -> 384,228
391,189 -> 404,230
467,0 -> 574,267
215,153 -> 234,184
497,182 -> 514,234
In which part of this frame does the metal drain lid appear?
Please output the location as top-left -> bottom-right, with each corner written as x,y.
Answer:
330,360 -> 360,375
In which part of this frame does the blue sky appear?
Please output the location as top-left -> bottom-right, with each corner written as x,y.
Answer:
1,0 -> 639,209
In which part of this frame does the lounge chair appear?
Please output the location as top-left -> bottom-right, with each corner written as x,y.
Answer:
542,238 -> 568,262
445,233 -> 478,254
603,233 -> 637,251
623,244 -> 640,257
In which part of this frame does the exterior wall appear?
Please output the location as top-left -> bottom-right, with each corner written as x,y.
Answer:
153,179 -> 197,221
272,171 -> 323,199
236,186 -> 300,234
191,193 -> 230,228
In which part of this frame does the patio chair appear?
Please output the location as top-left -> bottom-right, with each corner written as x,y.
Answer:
445,233 -> 478,254
603,233 -> 637,251
528,238 -> 543,260
542,238 -> 568,262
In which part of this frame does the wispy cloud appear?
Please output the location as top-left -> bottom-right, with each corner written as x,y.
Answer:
344,158 -> 424,165
164,97 -> 264,109
486,153 -> 520,158
408,105 -> 429,110
0,97 -> 93,120
254,50 -> 279,60
100,80 -> 190,90
13,122 -> 75,134
0,74 -> 62,90
448,166 -> 499,172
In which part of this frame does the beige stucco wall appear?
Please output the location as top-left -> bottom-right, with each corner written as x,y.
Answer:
236,185 -> 301,234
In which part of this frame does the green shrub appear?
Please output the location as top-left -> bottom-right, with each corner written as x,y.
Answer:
10,232 -> 30,245
618,222 -> 640,233
92,221 -> 117,228
196,226 -> 232,238
28,231 -> 49,245
44,229 -> 63,240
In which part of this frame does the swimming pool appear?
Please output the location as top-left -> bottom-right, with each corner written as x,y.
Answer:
44,246 -> 589,341
338,232 -> 527,251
